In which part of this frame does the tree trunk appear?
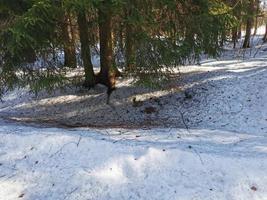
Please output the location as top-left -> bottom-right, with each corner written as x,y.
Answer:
253,16 -> 258,36
263,24 -> 267,42
97,0 -> 116,103
232,2 -> 240,48
253,0 -> 260,36
125,5 -> 136,72
243,18 -> 253,48
62,13 -> 77,68
77,11 -> 95,87
237,26 -> 242,39
232,27 -> 238,49
243,19 -> 252,48
243,0 -> 255,48
98,6 -> 113,77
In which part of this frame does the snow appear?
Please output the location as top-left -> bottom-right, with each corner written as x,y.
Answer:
1,32 -> 267,199
1,53 -> 266,132
1,30 -> 267,131
1,123 -> 267,200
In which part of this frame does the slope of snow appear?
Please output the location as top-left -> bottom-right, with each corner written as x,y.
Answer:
1,122 -> 267,200
0,30 -> 267,132
1,52 -> 266,133
1,35 -> 267,200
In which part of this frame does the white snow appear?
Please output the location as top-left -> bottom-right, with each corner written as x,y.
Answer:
1,124 -> 267,200
1,32 -> 267,200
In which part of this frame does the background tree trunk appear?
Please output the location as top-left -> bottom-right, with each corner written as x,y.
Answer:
125,5 -> 136,72
232,2 -> 240,48
238,26 -> 242,39
253,0 -> 260,36
98,0 -> 116,103
232,27 -> 238,48
263,24 -> 267,42
243,18 -> 253,48
253,16 -> 258,36
242,1 -> 255,48
98,1 -> 114,79
62,12 -> 77,68
77,11 -> 95,87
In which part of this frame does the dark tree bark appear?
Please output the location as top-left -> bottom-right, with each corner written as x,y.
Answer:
125,4 -> 136,72
77,10 -> 95,87
97,0 -> 116,103
62,13 -> 77,68
263,24 -> 267,42
253,16 -> 258,36
253,0 -> 260,36
243,17 -> 253,48
243,0 -> 255,48
232,2 -> 240,48
232,27 -> 238,48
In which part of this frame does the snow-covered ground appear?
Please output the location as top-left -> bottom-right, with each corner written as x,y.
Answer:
1,34 -> 267,199
1,122 -> 267,200
1,46 -> 266,133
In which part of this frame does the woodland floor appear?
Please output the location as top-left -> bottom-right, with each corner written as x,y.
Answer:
0,35 -> 267,200
0,43 -> 266,135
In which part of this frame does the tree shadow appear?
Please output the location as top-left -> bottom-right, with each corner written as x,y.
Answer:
0,57 -> 266,133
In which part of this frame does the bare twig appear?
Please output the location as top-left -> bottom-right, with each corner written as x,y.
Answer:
63,187 -> 79,200
179,110 -> 190,133
76,136 -> 82,147
192,148 -> 204,165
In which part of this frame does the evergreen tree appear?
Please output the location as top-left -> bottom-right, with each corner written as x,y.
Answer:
243,0 -> 256,48
0,0 -> 238,100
